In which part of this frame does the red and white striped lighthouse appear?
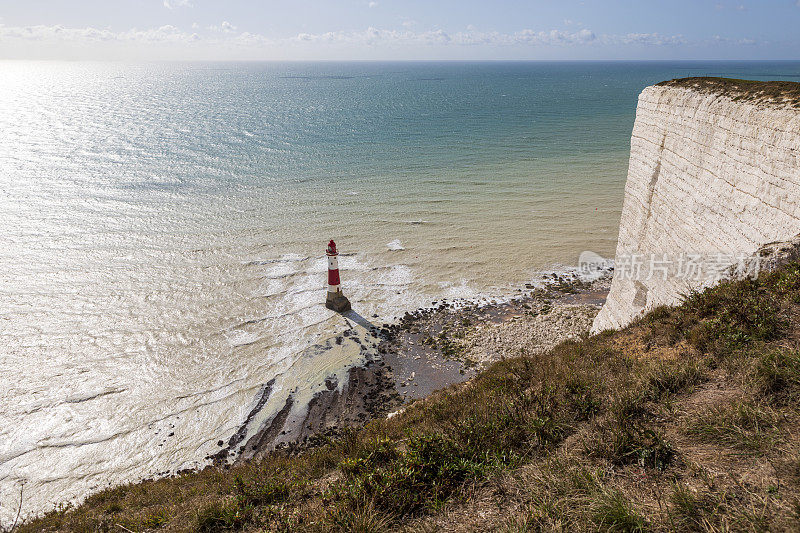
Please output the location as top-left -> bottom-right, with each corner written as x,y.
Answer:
326,240 -> 342,293
325,239 -> 351,312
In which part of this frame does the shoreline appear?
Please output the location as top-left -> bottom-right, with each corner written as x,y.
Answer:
229,269 -> 612,463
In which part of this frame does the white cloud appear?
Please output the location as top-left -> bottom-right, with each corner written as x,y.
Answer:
710,34 -> 761,46
605,33 -> 686,46
513,28 -> 597,45
0,23 -> 195,44
0,21 -> 747,60
368,1 -> 378,7
294,27 -> 451,45
205,21 -> 237,33
163,0 -> 192,9
290,27 -> 602,47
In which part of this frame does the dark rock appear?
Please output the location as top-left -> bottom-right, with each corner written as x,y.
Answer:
325,293 -> 352,313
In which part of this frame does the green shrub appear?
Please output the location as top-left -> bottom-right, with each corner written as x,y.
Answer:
336,432 -> 504,518
767,262 -> 800,301
683,278 -> 786,356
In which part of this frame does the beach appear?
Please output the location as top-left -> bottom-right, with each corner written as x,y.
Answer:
229,270 -> 611,461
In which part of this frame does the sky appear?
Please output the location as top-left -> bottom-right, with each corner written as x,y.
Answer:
1,0 -> 799,61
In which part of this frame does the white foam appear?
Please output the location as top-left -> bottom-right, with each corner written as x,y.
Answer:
438,278 -> 481,300
526,257 -> 614,286
576,251 -> 615,282
370,264 -> 413,287
387,239 -> 405,251
226,330 -> 261,347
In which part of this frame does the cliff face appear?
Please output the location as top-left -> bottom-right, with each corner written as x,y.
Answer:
593,78 -> 800,332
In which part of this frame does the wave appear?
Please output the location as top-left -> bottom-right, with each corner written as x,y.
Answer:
245,254 -> 310,266
225,330 -> 263,347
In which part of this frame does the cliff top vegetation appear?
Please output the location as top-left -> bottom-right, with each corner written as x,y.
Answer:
657,77 -> 800,108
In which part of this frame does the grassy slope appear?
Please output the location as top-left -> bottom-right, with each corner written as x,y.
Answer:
16,261 -> 800,532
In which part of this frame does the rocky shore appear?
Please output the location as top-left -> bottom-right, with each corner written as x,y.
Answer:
226,271 -> 611,463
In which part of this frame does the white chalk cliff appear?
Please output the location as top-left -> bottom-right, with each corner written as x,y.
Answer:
592,78 -> 800,333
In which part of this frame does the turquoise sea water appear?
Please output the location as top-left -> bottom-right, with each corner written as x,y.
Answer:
2,60 -> 800,521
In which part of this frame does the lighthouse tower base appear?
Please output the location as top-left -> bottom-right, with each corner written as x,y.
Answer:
326,291 -> 351,313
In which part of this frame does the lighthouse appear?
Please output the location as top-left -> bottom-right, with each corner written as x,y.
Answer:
325,240 -> 351,312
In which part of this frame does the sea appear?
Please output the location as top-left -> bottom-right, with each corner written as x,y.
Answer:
2,60 -> 800,522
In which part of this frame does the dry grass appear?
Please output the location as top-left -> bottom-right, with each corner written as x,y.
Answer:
14,262 -> 800,532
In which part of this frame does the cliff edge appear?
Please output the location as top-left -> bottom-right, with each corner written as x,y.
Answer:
592,77 -> 800,332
